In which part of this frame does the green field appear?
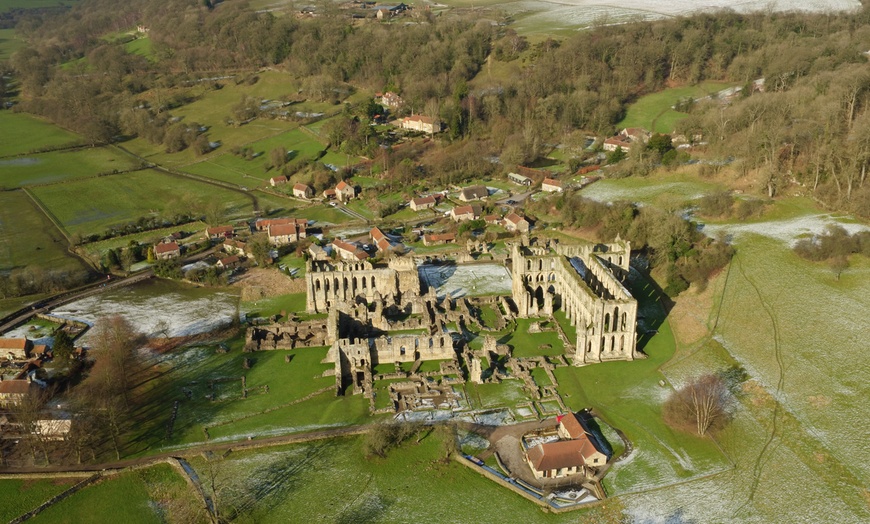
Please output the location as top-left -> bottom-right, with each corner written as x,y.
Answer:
0,477 -> 76,521
0,112 -> 83,157
0,147 -> 140,189
618,82 -> 733,133
123,340 -> 371,454
0,0 -> 79,12
123,36 -> 153,60
29,169 -> 258,236
184,128 -> 331,186
0,190 -> 88,273
0,27 -> 23,61
184,435 -> 623,523
28,464 -> 199,524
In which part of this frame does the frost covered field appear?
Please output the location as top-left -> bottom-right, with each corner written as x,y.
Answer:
467,0 -> 863,33
418,263 -> 513,298
51,279 -> 239,341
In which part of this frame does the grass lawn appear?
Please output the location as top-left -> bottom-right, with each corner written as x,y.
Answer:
30,169 -> 258,237
0,0 -> 79,12
618,82 -> 734,133
529,366 -> 552,387
0,27 -> 23,61
184,434 -> 624,523
580,169 -> 722,205
502,318 -> 564,357
0,147 -> 140,189
0,112 -> 83,157
303,203 -> 354,225
29,464 -> 198,524
477,303 -> 500,330
242,292 -> 307,318
0,191 -> 89,273
468,380 -> 530,409
0,477 -> 76,521
122,336 -> 375,453
123,36 -> 154,60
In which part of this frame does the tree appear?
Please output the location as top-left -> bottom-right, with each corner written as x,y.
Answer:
249,234 -> 273,266
663,374 -> 730,436
52,329 -> 75,362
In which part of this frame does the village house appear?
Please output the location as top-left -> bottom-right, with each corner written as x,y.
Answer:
423,232 -> 456,246
335,180 -> 357,202
323,188 -> 337,200
410,195 -> 436,211
269,175 -> 288,187
504,213 -> 530,233
293,183 -> 314,199
542,178 -> 563,193
619,127 -> 650,143
603,137 -> 632,152
332,239 -> 369,261
508,172 -> 532,186
308,244 -> 329,260
206,225 -> 234,241
223,239 -> 253,258
154,241 -> 181,260
30,345 -> 51,360
401,115 -> 440,135
484,214 -> 502,226
255,218 -> 308,232
268,223 -> 305,246
450,204 -> 481,222
0,378 -> 40,408
216,255 -> 241,270
379,91 -> 404,109
370,227 -> 395,253
0,338 -> 33,360
458,185 -> 489,202
525,412 -> 608,480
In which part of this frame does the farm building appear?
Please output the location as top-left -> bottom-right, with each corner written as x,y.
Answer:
542,178 -> 563,193
508,172 -> 532,186
0,338 -> 32,360
293,183 -> 314,199
401,115 -> 440,134
154,241 -> 181,260
410,195 -> 436,211
423,232 -> 456,246
450,205 -> 481,222
504,213 -> 530,233
335,180 -> 356,202
270,175 -> 288,186
206,225 -> 235,241
458,185 -> 489,202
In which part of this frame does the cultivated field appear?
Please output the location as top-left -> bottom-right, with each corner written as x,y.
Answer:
29,169 -> 258,236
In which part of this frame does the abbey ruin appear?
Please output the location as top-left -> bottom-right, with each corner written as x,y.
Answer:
246,236 -> 639,411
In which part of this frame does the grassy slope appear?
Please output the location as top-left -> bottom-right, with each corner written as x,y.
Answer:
0,27 -> 23,61
29,169 -> 257,236
618,82 -> 734,133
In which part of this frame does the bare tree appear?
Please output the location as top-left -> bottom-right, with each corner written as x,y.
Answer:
663,374 -> 730,436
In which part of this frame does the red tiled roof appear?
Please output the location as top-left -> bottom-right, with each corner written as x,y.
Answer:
559,412 -> 586,440
424,232 -> 455,243
270,175 -> 288,183
293,183 -> 311,192
0,380 -> 35,395
154,241 -> 179,254
412,195 -> 436,206
370,227 -> 386,242
527,440 -> 587,472
0,339 -> 31,350
207,225 -> 234,235
268,224 -> 299,237
376,238 -> 392,252
218,255 -> 240,266
505,213 -> 525,225
543,177 -> 562,187
336,180 -> 350,191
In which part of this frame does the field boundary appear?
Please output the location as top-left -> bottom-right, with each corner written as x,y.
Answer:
20,187 -> 70,243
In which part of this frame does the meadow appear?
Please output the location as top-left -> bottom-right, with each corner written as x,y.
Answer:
0,28 -> 23,61
0,477 -> 76,522
0,190 -> 88,274
617,82 -> 733,133
29,169 -> 258,237
0,112 -> 83,157
0,0 -> 79,12
0,147 -> 140,189
26,464 -> 200,524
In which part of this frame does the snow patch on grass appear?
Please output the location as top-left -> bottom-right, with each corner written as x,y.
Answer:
702,213 -> 869,246
418,263 -> 513,298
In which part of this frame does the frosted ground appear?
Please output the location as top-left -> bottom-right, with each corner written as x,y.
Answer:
703,213 -> 870,246
480,0 -> 862,33
418,263 -> 513,298
50,280 -> 239,341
